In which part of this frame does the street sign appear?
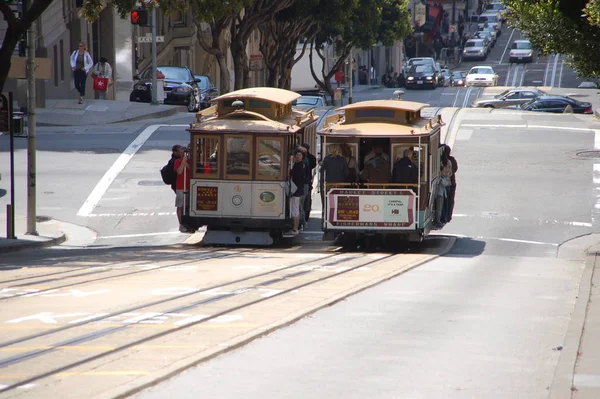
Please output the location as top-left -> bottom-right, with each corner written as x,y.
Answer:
249,53 -> 263,71
137,36 -> 164,43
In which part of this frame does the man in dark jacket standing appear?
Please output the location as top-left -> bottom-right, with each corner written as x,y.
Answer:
285,149 -> 306,236
443,144 -> 458,222
392,148 -> 418,188
300,143 -> 317,225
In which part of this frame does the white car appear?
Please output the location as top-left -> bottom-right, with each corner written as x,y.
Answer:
509,40 -> 534,63
465,66 -> 498,87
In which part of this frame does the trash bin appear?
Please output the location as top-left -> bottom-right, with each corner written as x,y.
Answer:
156,79 -> 165,104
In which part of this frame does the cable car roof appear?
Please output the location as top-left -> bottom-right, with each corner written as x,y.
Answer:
213,87 -> 301,105
337,99 -> 429,113
320,121 -> 439,137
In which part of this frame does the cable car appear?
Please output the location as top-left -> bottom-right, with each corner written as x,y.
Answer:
318,98 -> 446,248
182,87 -> 318,245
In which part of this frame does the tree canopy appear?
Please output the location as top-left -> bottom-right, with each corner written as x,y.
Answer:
503,0 -> 600,77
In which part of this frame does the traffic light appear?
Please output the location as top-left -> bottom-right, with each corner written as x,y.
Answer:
130,8 -> 149,26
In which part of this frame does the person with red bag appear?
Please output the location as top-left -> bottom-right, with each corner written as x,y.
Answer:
91,57 -> 112,100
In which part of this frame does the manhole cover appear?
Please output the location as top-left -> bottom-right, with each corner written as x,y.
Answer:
74,148 -> 120,154
138,180 -> 165,186
577,151 -> 600,159
36,215 -> 52,222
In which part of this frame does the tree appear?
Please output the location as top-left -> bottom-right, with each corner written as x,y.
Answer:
258,2 -> 316,88
188,0 -> 249,95
230,0 -> 294,90
503,0 -> 600,77
308,0 -> 412,101
0,0 -> 56,93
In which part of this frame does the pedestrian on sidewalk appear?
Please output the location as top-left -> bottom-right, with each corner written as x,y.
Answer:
70,42 -> 94,104
91,57 -> 112,100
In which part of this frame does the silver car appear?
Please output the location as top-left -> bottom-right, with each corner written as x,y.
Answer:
462,39 -> 487,61
473,87 -> 547,108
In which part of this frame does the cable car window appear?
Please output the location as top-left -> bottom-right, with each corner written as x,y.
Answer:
193,135 -> 219,178
257,137 -> 283,180
355,109 -> 395,119
225,135 -> 252,179
249,99 -> 271,108
392,143 -> 428,182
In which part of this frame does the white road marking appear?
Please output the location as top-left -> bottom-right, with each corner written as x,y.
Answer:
558,58 -> 565,88
461,86 -> 473,108
519,64 -> 527,86
550,54 -> 560,87
76,124 -> 188,217
437,233 -> 558,246
86,212 -> 177,217
97,231 -> 184,239
461,123 -> 593,132
450,213 -> 592,227
504,63 -> 512,87
499,28 -> 516,64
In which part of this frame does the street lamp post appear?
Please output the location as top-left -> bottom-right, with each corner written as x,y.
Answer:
26,0 -> 37,235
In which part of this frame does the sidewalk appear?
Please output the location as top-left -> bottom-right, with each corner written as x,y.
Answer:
0,214 -> 66,254
36,99 -> 186,126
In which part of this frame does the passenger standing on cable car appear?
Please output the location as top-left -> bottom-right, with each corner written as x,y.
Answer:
435,152 -> 453,228
286,149 -> 306,236
299,144 -> 317,227
319,145 -> 349,215
443,144 -> 458,222
361,145 -> 391,184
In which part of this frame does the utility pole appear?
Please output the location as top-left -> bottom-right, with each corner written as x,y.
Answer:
26,0 -> 37,235
150,5 -> 158,105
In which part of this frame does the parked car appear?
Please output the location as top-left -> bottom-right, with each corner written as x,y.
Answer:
405,64 -> 438,89
462,39 -> 488,61
481,26 -> 498,44
402,57 -> 440,75
130,66 -> 200,112
578,81 -> 599,89
193,75 -> 219,109
294,95 -> 327,108
465,66 -> 499,87
509,40 -> 534,63
473,87 -> 547,108
474,30 -> 495,48
511,95 -> 593,114
450,71 -> 467,87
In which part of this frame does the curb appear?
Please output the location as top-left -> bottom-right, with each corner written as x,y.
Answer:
0,233 -> 66,254
109,236 -> 457,399
595,109 -> 600,121
548,252 -> 596,398
37,107 -> 184,127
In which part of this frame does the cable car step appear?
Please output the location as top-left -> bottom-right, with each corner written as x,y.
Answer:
202,230 -> 274,246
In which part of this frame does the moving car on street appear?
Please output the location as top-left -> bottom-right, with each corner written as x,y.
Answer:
465,66 -> 499,87
405,64 -> 438,89
130,66 -> 200,112
509,40 -> 535,63
462,39 -> 488,61
402,57 -> 440,75
473,87 -> 546,108
477,11 -> 502,35
450,71 -> 466,87
511,95 -> 593,114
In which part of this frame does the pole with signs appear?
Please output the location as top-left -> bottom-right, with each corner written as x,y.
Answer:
150,6 -> 158,105
26,0 -> 37,235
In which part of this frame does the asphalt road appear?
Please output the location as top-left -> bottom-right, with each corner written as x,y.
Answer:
135,110 -> 600,399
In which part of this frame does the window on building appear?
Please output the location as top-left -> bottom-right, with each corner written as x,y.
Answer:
59,40 -> 64,81
53,45 -> 58,87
